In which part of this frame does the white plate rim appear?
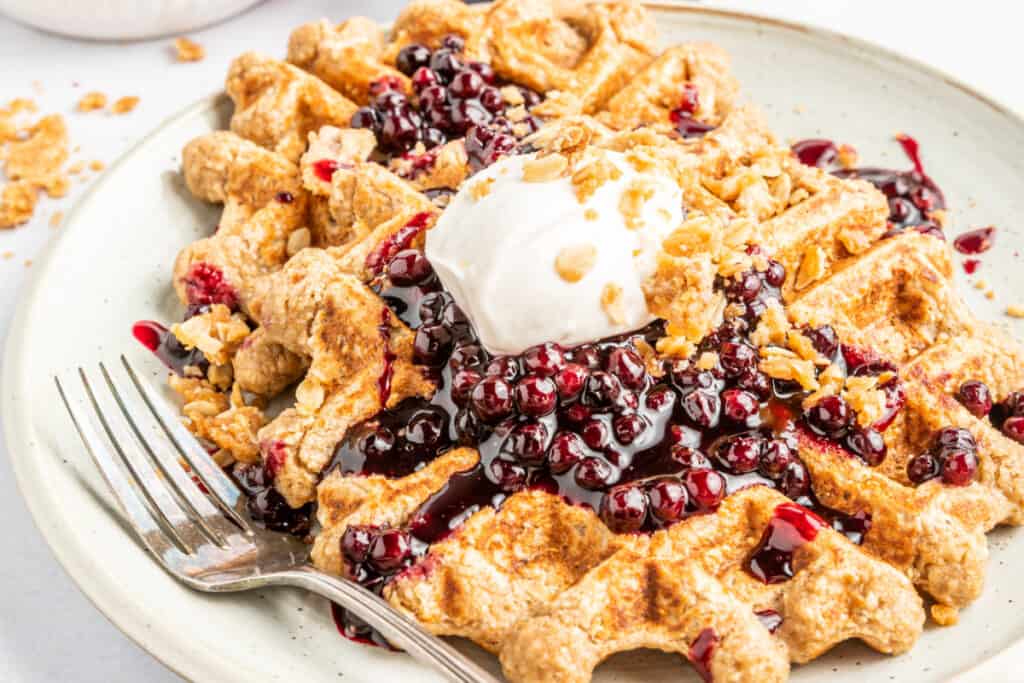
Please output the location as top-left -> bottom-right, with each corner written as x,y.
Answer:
4,5 -> 1024,682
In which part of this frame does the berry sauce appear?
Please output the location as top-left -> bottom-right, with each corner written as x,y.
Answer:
365,211 -> 433,276
755,609 -> 783,634
669,83 -> 715,140
346,36 -> 543,175
791,134 -> 946,237
952,380 -> 1024,457
747,502 -> 824,583
313,159 -> 341,183
232,459 -> 313,536
688,627 -> 719,683
377,308 -> 397,406
325,242 -> 910,642
131,321 -> 208,376
953,226 -> 995,255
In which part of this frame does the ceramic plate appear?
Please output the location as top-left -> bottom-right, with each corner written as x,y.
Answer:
5,5 -> 1024,682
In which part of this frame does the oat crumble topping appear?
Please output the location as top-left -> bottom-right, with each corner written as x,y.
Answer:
554,243 -> 598,283
600,282 -> 626,325
522,153 -> 568,183
469,176 -> 495,200
618,178 -> 656,230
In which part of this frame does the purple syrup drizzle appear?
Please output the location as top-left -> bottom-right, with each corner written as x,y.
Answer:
747,502 -> 825,584
131,321 -> 208,376
791,133 -> 946,235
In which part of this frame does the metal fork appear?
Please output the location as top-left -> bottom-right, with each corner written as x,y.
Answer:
55,356 -> 500,683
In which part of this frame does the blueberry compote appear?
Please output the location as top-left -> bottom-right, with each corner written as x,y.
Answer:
791,133 -> 946,238
747,501 -> 824,583
954,378 -> 1024,448
132,321 -> 208,377
688,627 -> 719,683
345,35 -> 543,178
327,242 -> 907,643
669,83 -> 715,140
233,456 -> 314,536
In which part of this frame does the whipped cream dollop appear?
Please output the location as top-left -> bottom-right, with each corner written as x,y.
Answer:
425,150 -> 683,355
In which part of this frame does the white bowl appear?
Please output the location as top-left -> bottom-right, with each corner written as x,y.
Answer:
0,0 -> 263,40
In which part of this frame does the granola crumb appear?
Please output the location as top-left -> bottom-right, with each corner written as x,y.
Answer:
0,107 -> 70,225
522,153 -> 568,183
584,208 -> 599,221
499,85 -> 524,107
571,155 -> 622,203
89,160 -> 105,172
836,143 -> 859,169
555,244 -> 598,283
49,210 -> 63,228
760,346 -> 819,391
67,161 -> 85,175
23,259 -> 32,267
469,177 -> 495,200
111,96 -> 140,114
600,282 -> 626,325
2,251 -> 13,259
842,376 -> 887,427
695,352 -> 718,371
624,149 -> 657,173
1006,305 -> 1024,318
795,244 -> 827,290
788,330 -> 827,365
286,227 -> 312,256
931,604 -> 959,626
174,37 -> 206,62
0,182 -> 37,229
77,92 -> 107,112
506,105 -> 528,123
619,179 -> 655,230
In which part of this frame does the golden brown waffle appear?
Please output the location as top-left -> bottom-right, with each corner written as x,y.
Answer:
153,2 -> 1024,681
226,52 -> 358,162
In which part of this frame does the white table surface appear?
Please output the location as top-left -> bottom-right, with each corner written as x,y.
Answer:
0,1 -> 1021,681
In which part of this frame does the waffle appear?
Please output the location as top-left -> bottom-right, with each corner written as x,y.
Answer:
147,1 -> 1024,681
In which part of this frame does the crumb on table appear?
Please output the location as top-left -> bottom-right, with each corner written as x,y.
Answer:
111,96 -> 140,114
77,92 -> 107,112
174,37 -> 205,63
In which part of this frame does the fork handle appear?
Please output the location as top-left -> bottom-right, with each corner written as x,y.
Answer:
278,565 -> 502,683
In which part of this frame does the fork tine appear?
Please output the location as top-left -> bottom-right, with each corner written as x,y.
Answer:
119,356 -> 249,528
102,361 -> 251,542
83,365 -> 212,554
55,371 -> 189,569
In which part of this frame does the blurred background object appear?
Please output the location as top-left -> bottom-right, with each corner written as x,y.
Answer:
0,0 -> 264,39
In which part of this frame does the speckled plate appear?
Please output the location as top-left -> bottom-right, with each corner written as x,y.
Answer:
4,5 -> 1024,682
